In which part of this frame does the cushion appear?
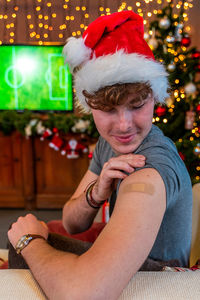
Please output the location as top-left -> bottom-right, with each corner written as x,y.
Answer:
0,269 -> 200,299
47,220 -> 106,243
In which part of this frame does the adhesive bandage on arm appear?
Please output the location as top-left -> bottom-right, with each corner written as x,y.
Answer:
122,183 -> 155,196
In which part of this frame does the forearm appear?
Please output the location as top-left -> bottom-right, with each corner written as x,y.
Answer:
21,238 -> 115,300
62,192 -> 99,234
21,239 -> 79,300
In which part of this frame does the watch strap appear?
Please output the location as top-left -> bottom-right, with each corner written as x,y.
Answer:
15,234 -> 46,255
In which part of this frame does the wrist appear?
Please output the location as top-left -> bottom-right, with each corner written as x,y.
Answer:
85,181 -> 107,209
15,234 -> 46,256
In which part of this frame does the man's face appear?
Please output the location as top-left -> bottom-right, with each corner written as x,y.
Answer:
91,93 -> 155,155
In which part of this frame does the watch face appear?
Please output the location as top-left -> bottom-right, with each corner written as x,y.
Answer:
24,237 -> 32,246
16,235 -> 27,248
15,234 -> 45,255
15,235 -> 32,254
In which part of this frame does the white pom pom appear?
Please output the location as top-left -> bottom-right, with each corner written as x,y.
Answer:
63,37 -> 92,73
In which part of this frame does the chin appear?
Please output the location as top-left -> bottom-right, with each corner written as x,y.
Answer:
112,143 -> 138,155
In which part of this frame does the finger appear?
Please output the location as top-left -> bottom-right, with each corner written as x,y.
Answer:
128,159 -> 145,168
103,170 -> 128,180
106,160 -> 135,173
121,154 -> 146,167
116,153 -> 145,160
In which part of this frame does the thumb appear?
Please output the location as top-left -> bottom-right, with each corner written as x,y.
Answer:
40,221 -> 48,230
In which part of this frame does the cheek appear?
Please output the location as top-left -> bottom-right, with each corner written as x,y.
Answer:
92,112 -> 111,133
142,103 -> 154,121
132,106 -> 154,128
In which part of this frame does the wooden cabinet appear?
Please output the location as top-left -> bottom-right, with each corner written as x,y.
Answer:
0,132 -> 90,209
34,138 -> 89,209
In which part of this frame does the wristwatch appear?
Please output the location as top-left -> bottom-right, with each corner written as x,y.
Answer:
15,234 -> 46,255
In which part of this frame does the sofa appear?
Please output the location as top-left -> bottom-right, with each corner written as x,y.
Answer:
0,249 -> 200,300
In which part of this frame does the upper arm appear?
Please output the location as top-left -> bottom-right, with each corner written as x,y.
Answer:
76,168 -> 166,299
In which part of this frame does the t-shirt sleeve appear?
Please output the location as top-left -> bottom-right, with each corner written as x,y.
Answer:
89,136 -> 114,176
89,138 -> 102,175
135,139 -> 191,209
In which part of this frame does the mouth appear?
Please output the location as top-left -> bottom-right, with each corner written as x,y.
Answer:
113,134 -> 135,144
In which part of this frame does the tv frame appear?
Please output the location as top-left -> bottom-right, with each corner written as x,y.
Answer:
0,42 -> 73,113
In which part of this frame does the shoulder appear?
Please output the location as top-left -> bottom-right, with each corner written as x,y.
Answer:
134,125 -> 192,207
135,125 -> 185,171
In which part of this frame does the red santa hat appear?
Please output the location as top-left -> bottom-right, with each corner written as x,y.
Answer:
63,11 -> 168,112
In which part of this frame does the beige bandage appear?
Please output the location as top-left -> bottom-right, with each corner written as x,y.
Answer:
122,182 -> 155,195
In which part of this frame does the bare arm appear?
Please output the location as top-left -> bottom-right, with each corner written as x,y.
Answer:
62,169 -> 99,234
8,167 -> 166,300
62,154 -> 146,234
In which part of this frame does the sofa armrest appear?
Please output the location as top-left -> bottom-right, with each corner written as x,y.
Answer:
0,269 -> 46,299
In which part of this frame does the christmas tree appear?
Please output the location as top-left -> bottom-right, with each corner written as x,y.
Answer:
145,1 -> 200,184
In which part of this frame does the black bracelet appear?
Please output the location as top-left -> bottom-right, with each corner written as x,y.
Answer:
85,181 -> 106,209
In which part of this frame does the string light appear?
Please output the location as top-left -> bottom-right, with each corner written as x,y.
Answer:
0,0 -> 195,45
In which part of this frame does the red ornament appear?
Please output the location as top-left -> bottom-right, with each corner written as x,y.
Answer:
181,36 -> 191,47
52,127 -> 59,133
49,133 -> 63,151
196,104 -> 200,114
61,139 -> 88,159
155,106 -> 166,117
192,51 -> 200,59
88,151 -> 93,159
40,128 -> 52,141
179,152 -> 185,161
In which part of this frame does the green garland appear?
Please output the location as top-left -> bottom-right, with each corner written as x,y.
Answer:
0,110 -> 99,138
0,109 -> 199,184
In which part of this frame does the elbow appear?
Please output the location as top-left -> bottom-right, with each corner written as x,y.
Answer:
62,212 -> 87,235
62,220 -> 90,235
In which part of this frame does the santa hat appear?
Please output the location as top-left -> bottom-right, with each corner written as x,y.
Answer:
63,11 -> 168,112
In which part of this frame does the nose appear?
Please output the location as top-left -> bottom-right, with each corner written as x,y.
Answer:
118,109 -> 132,132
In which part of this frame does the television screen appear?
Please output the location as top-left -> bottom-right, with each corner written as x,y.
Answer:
0,45 -> 73,111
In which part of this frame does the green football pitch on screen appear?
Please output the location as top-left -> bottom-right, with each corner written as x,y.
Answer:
0,45 -> 73,111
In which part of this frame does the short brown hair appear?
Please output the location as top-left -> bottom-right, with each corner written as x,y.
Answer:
83,82 -> 152,111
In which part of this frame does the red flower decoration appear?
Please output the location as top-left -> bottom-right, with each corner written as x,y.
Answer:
181,36 -> 191,47
155,106 -> 166,117
196,104 -> 200,114
192,51 -> 200,59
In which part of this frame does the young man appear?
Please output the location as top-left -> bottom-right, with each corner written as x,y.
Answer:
8,11 -> 192,300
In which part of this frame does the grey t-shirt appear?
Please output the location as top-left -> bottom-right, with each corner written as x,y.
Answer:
89,125 -> 192,267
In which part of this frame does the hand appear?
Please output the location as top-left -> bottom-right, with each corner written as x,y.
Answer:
8,214 -> 49,249
92,154 -> 145,201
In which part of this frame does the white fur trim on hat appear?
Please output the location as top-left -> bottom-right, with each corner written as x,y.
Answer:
74,50 -> 169,113
63,37 -> 92,73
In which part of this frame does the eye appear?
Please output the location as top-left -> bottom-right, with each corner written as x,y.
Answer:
134,103 -> 145,109
129,103 -> 145,110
